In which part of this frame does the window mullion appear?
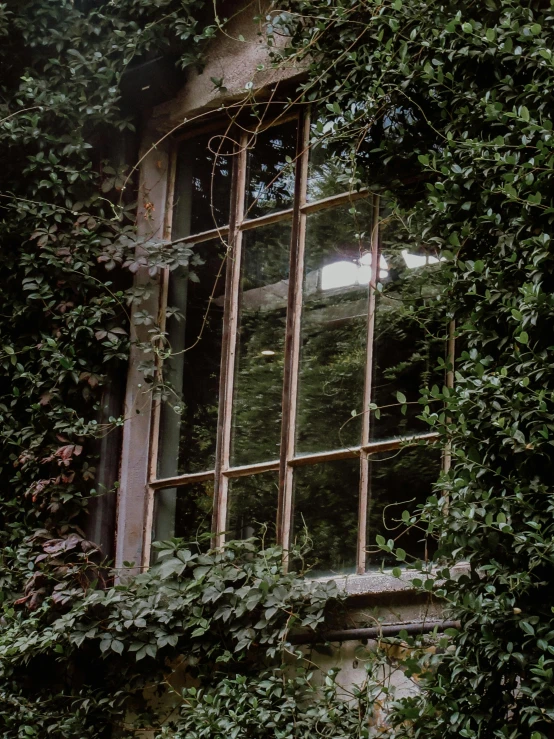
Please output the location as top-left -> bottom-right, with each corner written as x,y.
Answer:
278,110 -> 310,555
213,130 -> 248,548
357,195 -> 381,575
148,143 -> 178,487
442,319 -> 456,476
142,144 -> 178,568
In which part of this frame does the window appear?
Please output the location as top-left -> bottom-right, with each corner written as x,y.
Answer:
148,110 -> 447,576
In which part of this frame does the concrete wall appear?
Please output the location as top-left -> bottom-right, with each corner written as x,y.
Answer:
151,2 -> 304,133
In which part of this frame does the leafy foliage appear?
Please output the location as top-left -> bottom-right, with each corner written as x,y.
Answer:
269,0 -> 554,736
4,0 -> 554,736
0,0 -> 217,585
0,538 -> 355,737
0,3 -> 381,738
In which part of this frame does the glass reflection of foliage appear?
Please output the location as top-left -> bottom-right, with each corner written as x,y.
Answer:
310,99 -> 436,202
366,445 -> 441,569
293,459 -> 360,576
154,482 -> 213,545
297,317 -> 367,453
296,199 -> 373,453
231,222 -> 291,467
372,210 -> 446,441
226,471 -> 279,543
245,120 -> 297,219
307,123 -> 356,201
158,239 -> 226,477
174,132 -> 233,234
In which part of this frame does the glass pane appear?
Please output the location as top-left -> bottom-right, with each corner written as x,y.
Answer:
157,239 -> 226,477
153,481 -> 213,544
371,211 -> 445,441
174,132 -> 233,235
307,122 -> 354,202
366,445 -> 440,569
295,199 -> 373,455
231,222 -> 291,466
226,471 -> 279,543
293,458 -> 360,576
244,119 -> 298,219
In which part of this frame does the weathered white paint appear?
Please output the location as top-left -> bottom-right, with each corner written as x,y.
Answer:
115,136 -> 169,575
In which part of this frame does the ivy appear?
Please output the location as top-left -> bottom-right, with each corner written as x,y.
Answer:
0,0 -> 215,592
1,537 -> 370,737
4,0 -> 554,736
0,3 -> 380,737
271,0 -> 554,736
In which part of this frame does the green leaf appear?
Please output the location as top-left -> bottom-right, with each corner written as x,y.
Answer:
111,640 -> 124,655
520,621 -> 535,636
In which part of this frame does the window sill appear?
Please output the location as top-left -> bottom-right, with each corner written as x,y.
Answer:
315,562 -> 470,597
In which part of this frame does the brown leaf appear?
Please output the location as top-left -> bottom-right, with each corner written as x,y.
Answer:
42,539 -> 66,554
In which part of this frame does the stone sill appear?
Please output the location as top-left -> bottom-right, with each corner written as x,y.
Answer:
315,562 -> 470,597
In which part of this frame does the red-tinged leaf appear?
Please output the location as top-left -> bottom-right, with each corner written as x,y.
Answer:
14,595 -> 31,606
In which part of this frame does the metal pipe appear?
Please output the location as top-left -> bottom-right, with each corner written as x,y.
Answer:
289,620 -> 461,644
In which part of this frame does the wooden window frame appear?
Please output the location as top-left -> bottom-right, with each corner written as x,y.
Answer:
132,108 -> 448,574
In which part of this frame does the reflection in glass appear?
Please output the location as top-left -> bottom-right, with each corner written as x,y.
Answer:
293,459 -> 360,575
231,223 -> 291,466
371,212 -> 445,441
307,135 -> 354,202
158,239 -> 226,477
296,199 -> 373,454
245,119 -> 297,219
366,445 -> 440,569
174,132 -> 233,235
153,481 -> 213,545
226,471 -> 279,542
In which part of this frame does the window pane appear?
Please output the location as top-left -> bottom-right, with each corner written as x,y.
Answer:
226,471 -> 279,542
174,132 -> 233,235
231,222 -> 291,466
366,445 -> 440,569
295,199 -> 373,454
371,212 -> 445,441
293,458 -> 360,576
244,119 -> 297,219
157,239 -> 226,477
307,124 -> 353,202
153,481 -> 213,544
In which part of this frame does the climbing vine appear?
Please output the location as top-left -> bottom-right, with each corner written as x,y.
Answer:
271,0 -> 554,737
3,0 -> 554,737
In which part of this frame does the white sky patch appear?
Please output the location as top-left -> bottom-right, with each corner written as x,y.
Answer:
321,252 -> 389,290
